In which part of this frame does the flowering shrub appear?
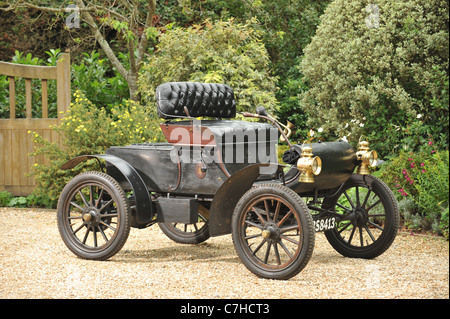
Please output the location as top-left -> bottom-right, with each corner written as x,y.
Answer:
29,90 -> 165,207
299,0 -> 449,157
380,140 -> 449,237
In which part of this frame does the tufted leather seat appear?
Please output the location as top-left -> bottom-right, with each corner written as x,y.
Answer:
156,82 -> 236,119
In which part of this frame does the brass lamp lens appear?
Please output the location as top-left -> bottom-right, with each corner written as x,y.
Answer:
368,150 -> 378,167
312,157 -> 322,175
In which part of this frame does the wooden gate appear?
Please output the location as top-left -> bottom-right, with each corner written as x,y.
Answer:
0,53 -> 70,196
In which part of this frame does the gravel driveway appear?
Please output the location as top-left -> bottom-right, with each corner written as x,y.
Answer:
0,207 -> 448,299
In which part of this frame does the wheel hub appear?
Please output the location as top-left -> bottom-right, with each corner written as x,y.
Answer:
261,223 -> 280,241
353,207 -> 368,227
82,209 -> 100,226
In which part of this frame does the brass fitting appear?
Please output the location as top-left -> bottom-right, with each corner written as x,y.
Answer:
356,138 -> 378,175
297,144 -> 322,183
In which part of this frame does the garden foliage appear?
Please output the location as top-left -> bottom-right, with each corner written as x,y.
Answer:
300,0 -> 449,157
28,91 -> 163,206
380,140 -> 449,238
138,18 -> 279,113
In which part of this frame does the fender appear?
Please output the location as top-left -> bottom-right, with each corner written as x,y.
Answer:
209,163 -> 282,237
61,154 -> 154,224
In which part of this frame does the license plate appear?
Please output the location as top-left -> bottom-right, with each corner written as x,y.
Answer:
313,217 -> 336,232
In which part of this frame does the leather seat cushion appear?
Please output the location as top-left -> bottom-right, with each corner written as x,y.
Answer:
156,82 -> 236,119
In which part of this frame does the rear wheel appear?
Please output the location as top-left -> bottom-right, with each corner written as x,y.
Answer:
57,172 -> 131,260
232,184 -> 315,280
158,203 -> 210,244
323,174 -> 399,259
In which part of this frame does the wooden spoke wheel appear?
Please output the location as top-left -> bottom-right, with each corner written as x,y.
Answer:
57,172 -> 130,260
323,174 -> 399,259
232,184 -> 315,280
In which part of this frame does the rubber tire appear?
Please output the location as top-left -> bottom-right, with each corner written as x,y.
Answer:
57,171 -> 131,261
232,183 -> 315,280
323,174 -> 399,259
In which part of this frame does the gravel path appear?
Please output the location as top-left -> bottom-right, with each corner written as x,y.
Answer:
0,207 -> 448,299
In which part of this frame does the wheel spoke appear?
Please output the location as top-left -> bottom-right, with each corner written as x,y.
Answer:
264,200 -> 270,220
368,220 -> 384,231
366,199 -> 381,212
344,191 -> 355,208
95,188 -> 104,208
355,187 -> 360,207
278,240 -> 294,258
277,210 -> 293,227
338,221 -> 352,234
99,220 -> 116,232
89,186 -> 94,206
251,207 -> 267,224
359,227 -> 364,246
244,219 -> 263,230
82,227 -> 91,244
273,201 -> 281,222
347,226 -> 356,244
362,189 -> 372,209
72,223 -> 85,235
98,226 -> 109,242
252,238 -> 267,255
280,224 -> 299,234
280,234 -> 299,246
263,242 -> 272,264
78,190 -> 89,207
99,199 -> 114,212
70,201 -> 84,211
364,225 -> 376,242
273,243 -> 282,265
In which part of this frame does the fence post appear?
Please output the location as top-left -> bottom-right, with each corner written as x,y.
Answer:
56,52 -> 71,120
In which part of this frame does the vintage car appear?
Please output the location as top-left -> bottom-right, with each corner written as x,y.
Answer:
57,82 -> 399,280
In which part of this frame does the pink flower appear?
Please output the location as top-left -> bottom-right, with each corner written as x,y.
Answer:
402,192 -> 408,196
396,184 -> 400,187
410,163 -> 415,168
428,140 -> 433,145
431,150 -> 435,153
422,169 -> 426,173
408,157 -> 413,161
402,169 -> 407,175
420,163 -> 425,167
409,180 -> 414,184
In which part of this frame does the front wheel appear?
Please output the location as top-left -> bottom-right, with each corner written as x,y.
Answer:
57,171 -> 131,260
232,184 -> 315,280
323,174 -> 399,259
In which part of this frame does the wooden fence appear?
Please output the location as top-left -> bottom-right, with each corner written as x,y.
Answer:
0,53 -> 70,196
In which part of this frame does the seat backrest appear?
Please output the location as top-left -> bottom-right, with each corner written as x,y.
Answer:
156,82 -> 236,119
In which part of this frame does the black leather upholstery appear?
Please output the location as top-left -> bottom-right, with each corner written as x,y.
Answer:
156,82 -> 236,119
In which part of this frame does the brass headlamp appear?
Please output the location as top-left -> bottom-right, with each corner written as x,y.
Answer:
356,137 -> 378,175
297,143 -> 322,183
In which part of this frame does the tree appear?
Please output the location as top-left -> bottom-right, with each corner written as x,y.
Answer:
299,0 -> 449,155
0,0 -> 157,101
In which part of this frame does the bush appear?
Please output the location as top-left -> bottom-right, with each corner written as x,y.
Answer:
29,91 -> 164,207
138,18 -> 279,113
380,141 -> 449,237
299,0 -> 449,157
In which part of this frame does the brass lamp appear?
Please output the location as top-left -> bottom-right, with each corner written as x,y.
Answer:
297,144 -> 322,183
356,138 -> 378,175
